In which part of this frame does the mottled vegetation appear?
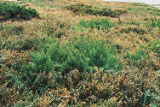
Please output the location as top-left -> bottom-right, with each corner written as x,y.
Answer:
0,0 -> 160,106
66,3 -> 127,17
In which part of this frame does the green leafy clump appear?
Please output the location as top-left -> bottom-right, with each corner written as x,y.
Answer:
66,3 -> 127,17
23,37 -> 122,73
21,37 -> 122,91
0,2 -> 40,20
78,19 -> 114,30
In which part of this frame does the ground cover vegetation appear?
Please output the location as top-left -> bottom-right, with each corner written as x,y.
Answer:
66,3 -> 127,17
0,0 -> 160,106
0,2 -> 40,20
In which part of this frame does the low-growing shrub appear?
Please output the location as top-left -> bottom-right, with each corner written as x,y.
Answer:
21,37 -> 122,92
66,3 -> 127,17
0,2 -> 40,20
24,37 -> 121,72
78,19 -> 114,30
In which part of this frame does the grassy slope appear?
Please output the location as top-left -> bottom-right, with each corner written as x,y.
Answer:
0,0 -> 160,106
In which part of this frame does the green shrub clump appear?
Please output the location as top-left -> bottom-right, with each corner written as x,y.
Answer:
23,37 -> 121,73
66,3 -> 127,17
79,19 -> 114,30
21,37 -> 122,91
0,2 -> 40,20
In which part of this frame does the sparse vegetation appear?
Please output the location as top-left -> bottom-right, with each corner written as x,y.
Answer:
0,0 -> 160,106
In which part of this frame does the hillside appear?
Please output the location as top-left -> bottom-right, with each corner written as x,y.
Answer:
0,0 -> 160,106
